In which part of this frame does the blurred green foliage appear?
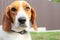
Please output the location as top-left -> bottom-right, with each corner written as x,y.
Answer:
52,0 -> 60,2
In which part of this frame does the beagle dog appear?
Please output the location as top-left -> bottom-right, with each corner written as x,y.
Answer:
0,1 -> 37,40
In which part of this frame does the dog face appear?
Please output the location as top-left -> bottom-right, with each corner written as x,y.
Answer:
2,1 -> 37,32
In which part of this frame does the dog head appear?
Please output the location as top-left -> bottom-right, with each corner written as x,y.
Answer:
2,1 -> 37,32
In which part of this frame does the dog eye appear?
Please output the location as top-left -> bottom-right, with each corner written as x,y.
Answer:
25,6 -> 30,11
11,7 -> 17,11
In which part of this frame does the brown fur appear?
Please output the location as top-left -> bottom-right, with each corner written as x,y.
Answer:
2,6 -> 12,32
31,8 -> 37,30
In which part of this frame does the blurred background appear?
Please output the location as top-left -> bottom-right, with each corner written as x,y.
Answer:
0,0 -> 60,30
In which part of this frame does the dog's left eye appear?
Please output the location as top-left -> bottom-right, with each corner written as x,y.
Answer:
25,6 -> 30,11
11,7 -> 17,12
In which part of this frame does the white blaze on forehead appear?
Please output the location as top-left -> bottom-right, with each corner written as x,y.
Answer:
17,1 -> 26,17
16,1 -> 30,18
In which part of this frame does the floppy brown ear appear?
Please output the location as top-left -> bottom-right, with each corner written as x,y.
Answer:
2,6 -> 12,32
31,8 -> 37,31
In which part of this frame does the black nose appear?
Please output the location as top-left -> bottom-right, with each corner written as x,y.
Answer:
18,17 -> 26,24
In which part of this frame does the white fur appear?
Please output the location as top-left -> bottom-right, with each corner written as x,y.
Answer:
0,25 -> 31,40
0,1 -> 31,40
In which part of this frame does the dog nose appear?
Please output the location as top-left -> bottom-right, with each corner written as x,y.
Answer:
18,17 -> 26,24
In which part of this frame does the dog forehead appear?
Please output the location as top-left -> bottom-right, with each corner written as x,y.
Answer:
22,1 -> 31,7
9,1 -> 30,8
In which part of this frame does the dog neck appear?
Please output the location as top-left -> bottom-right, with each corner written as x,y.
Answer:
11,30 -> 27,35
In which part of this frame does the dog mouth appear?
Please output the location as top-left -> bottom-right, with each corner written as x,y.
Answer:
19,23 -> 26,27
14,22 -> 27,28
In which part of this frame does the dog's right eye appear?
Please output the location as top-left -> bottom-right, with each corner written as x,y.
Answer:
11,7 -> 17,12
25,6 -> 30,11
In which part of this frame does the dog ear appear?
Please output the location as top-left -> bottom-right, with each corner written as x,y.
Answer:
31,8 -> 37,31
2,6 -> 12,32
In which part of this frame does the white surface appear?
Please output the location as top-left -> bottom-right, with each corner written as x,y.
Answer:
30,27 -> 60,32
30,27 -> 46,32
46,30 -> 60,32
48,0 -> 52,1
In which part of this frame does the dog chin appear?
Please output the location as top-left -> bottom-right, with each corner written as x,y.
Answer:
12,25 -> 27,32
12,26 -> 27,32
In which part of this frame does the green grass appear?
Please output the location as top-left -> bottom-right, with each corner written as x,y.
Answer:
30,32 -> 60,40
